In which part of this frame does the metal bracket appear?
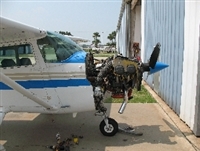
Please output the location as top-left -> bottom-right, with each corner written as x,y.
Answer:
95,111 -> 110,128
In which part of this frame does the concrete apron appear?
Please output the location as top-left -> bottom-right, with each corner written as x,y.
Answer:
143,81 -> 200,151
0,83 -> 200,151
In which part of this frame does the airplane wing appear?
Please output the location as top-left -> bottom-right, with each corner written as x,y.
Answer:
0,16 -> 46,43
65,35 -> 90,44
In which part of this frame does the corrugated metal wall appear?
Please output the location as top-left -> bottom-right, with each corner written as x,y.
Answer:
142,0 -> 185,116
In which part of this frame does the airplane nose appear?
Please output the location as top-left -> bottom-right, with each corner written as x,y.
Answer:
149,62 -> 169,75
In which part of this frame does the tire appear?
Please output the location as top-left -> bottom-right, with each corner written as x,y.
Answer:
99,118 -> 118,136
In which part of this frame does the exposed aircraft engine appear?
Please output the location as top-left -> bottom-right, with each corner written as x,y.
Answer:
85,43 -> 168,136
85,43 -> 162,113
88,54 -> 139,92
86,53 -> 141,113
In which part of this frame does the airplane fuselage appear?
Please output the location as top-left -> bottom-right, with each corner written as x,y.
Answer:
0,17 -> 95,121
1,60 -> 94,114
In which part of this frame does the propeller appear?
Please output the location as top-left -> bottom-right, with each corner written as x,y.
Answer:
142,43 -> 159,71
136,43 -> 168,91
141,42 -> 168,74
149,43 -> 160,69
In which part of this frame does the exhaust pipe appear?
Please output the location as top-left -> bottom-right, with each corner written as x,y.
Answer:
118,90 -> 129,114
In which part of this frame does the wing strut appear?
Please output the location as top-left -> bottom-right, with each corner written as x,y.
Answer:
0,72 -> 55,110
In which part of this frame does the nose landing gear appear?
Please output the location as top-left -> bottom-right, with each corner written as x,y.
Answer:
100,117 -> 118,136
95,112 -> 118,136
96,111 -> 143,136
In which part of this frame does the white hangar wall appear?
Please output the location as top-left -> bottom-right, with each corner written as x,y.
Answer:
116,0 -> 200,136
181,1 -> 200,136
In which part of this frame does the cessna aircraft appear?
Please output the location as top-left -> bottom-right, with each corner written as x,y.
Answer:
0,16 -> 168,137
0,17 -> 94,124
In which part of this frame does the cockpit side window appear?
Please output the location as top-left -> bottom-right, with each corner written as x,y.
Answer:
37,31 -> 82,63
42,45 -> 57,63
18,45 -> 36,65
0,48 -> 16,67
0,44 -> 35,68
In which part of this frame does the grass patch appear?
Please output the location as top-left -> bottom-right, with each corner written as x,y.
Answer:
104,85 -> 156,103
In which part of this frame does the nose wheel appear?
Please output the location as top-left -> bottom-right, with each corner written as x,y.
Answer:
99,117 -> 118,136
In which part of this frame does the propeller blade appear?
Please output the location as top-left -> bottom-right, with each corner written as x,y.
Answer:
149,43 -> 160,69
149,62 -> 169,75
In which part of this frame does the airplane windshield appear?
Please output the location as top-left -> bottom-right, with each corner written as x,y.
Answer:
37,31 -> 82,63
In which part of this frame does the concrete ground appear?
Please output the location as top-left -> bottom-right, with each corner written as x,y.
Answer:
0,84 -> 200,151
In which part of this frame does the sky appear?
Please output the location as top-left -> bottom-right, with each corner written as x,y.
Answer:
0,0 -> 122,45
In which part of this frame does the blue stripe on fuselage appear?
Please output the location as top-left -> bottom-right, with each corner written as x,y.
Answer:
0,79 -> 91,90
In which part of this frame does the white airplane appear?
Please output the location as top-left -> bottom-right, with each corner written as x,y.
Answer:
0,17 -> 95,128
0,17 -> 168,138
